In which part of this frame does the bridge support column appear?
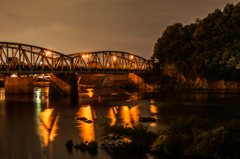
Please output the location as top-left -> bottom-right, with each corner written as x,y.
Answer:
49,74 -> 78,96
5,77 -> 33,94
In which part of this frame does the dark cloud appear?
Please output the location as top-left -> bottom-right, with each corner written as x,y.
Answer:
0,0 -> 239,59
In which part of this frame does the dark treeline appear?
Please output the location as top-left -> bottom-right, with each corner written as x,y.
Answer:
146,3 -> 240,85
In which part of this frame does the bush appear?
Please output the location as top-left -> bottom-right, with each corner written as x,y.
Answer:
162,115 -> 214,154
101,122 -> 157,150
184,126 -> 227,157
151,130 -> 167,153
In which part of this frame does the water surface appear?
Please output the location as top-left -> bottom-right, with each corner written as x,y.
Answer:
0,87 -> 240,159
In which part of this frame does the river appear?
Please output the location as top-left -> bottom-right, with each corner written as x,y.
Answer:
0,87 -> 240,159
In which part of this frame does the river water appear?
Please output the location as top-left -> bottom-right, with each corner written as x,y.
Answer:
0,87 -> 240,159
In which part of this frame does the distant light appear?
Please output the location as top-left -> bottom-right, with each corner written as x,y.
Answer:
130,55 -> 134,59
11,74 -> 17,77
82,55 -> 85,58
113,56 -> 116,60
46,51 -> 51,55
86,55 -> 89,58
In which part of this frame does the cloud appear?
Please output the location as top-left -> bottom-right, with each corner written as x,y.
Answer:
0,0 -> 239,59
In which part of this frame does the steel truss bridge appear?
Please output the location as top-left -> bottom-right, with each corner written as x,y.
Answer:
0,42 -> 150,74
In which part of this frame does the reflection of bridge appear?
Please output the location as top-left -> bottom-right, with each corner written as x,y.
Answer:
0,42 -> 149,74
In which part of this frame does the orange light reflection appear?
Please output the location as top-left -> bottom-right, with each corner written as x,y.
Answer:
150,123 -> 157,127
150,105 -> 158,114
39,109 -> 59,147
108,108 -> 116,126
86,89 -> 94,98
76,106 -> 95,141
119,106 -> 132,126
130,105 -> 140,124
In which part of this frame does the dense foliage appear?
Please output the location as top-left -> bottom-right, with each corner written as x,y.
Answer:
152,3 -> 240,81
101,122 -> 157,150
101,116 -> 240,158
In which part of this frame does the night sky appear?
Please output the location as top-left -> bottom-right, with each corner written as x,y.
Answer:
0,0 -> 239,59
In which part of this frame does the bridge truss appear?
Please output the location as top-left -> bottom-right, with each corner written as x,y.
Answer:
0,42 -> 149,74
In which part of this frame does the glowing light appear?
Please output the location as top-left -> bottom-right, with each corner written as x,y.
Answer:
150,123 -> 157,127
130,55 -> 134,59
46,51 -> 51,56
11,74 -> 17,77
130,105 -> 140,124
108,107 -> 116,126
150,105 -> 158,114
86,55 -> 89,58
39,108 -> 59,147
86,88 -> 94,97
120,106 -> 132,126
76,106 -> 95,141
113,56 -> 116,60
82,55 -> 85,58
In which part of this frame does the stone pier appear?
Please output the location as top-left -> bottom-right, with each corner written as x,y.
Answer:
49,74 -> 78,96
5,77 -> 33,94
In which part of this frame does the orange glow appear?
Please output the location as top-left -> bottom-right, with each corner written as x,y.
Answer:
150,105 -> 158,114
86,88 -> 94,97
130,105 -> 140,124
130,55 -> 134,59
108,107 -> 116,126
86,55 -> 89,58
113,56 -> 116,60
76,106 -> 95,141
10,74 -> 17,77
82,55 -> 85,58
46,51 -> 51,56
39,108 -> 59,147
50,116 -> 59,141
40,108 -> 54,128
150,123 -> 157,127
119,106 -> 132,126
112,107 -> 118,114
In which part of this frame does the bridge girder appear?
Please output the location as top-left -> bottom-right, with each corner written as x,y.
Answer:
0,42 -> 149,74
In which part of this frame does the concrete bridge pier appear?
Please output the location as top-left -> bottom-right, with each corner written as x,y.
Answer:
5,77 -> 33,94
49,74 -> 78,96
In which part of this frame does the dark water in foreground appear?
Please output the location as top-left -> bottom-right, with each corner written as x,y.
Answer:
0,87 -> 240,159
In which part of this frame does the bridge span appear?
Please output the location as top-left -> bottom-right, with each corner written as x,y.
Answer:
0,42 -> 149,74
1,42 -> 150,95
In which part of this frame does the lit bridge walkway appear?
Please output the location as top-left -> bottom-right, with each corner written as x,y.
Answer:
0,42 -> 150,74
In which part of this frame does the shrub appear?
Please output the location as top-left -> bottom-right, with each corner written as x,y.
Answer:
101,122 -> 157,150
184,126 -> 227,157
162,115 -> 214,154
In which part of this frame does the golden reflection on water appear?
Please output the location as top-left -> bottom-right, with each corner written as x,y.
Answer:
0,91 -> 5,100
86,88 -> 94,97
150,105 -> 158,114
76,106 -> 95,141
39,108 -> 59,147
108,107 -> 116,125
130,105 -> 140,124
119,106 -> 132,126
150,123 -> 157,127
49,116 -> 59,142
